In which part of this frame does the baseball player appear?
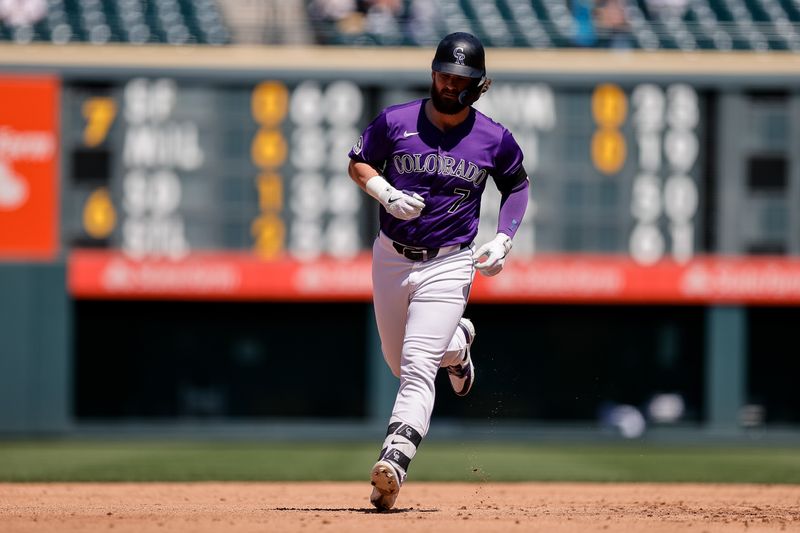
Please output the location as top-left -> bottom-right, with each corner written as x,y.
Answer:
347,32 -> 529,511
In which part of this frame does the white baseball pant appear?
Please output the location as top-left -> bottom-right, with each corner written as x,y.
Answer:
371,231 -> 475,438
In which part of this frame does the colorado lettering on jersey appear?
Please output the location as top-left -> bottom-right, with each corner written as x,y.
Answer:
391,153 -> 489,186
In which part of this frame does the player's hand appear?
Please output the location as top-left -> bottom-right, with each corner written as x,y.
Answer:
473,233 -> 512,276
364,175 -> 425,220
383,189 -> 425,221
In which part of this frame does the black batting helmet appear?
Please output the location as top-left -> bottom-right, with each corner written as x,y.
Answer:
431,32 -> 489,105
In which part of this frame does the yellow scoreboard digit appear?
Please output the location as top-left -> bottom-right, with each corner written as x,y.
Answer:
82,187 -> 116,239
250,81 -> 289,258
82,97 -> 117,147
591,83 -> 627,175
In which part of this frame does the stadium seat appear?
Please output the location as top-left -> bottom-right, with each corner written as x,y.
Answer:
405,0 -> 442,46
532,0 -> 578,47
461,0 -> 515,46
299,0 -> 800,50
707,0 -> 776,48
622,0 -> 662,49
6,0 -> 794,49
502,0 -> 554,47
682,0 -> 733,50
750,0 -> 800,48
0,0 -> 230,45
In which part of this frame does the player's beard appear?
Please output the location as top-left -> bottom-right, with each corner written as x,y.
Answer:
430,82 -> 468,115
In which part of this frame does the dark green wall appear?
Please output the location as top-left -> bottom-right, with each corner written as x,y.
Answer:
0,263 -> 70,433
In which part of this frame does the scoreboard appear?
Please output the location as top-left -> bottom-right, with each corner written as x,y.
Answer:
2,46 -> 796,303
63,77 -> 703,261
66,78 -> 374,259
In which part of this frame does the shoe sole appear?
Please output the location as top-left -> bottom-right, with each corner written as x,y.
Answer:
370,461 -> 399,510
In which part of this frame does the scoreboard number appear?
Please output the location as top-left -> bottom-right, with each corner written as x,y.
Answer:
252,81 -> 289,127
591,83 -> 627,175
250,81 -> 289,258
82,187 -> 116,239
82,97 -> 117,147
630,83 -> 700,264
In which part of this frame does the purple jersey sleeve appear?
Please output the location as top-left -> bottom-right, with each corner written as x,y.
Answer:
492,129 -> 526,194
498,178 -> 529,238
349,109 -> 392,170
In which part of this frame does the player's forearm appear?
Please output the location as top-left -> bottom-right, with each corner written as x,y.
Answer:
348,158 -> 394,204
349,159 -> 425,219
348,159 -> 382,192
497,177 -> 529,239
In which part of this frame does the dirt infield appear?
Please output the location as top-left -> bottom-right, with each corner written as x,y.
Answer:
3,482 -> 800,533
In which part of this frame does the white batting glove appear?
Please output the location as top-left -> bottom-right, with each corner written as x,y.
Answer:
366,175 -> 425,220
383,189 -> 425,220
473,233 -> 512,276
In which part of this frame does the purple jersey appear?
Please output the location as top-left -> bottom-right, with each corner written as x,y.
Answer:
349,99 -> 525,248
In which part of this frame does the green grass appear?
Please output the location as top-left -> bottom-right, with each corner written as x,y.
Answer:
0,441 -> 798,484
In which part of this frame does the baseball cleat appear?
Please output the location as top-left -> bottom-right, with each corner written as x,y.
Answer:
369,460 -> 401,511
447,317 -> 476,396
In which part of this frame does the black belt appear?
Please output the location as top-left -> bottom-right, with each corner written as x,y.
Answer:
391,240 -> 470,262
